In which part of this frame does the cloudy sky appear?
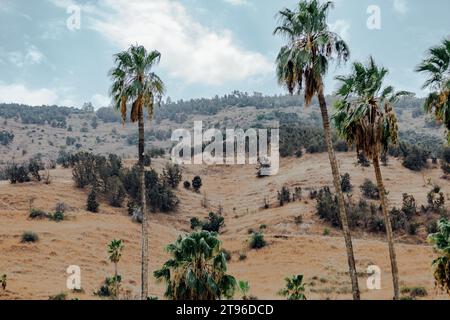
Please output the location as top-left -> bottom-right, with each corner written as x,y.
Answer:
0,0 -> 448,108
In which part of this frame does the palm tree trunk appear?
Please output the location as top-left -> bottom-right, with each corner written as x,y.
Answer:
372,154 -> 400,300
138,109 -> 149,300
115,262 -> 119,299
317,88 -> 361,300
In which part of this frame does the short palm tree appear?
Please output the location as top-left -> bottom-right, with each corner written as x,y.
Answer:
278,275 -> 307,300
154,231 -> 237,300
333,57 -> 412,300
108,239 -> 124,279
428,218 -> 450,294
238,280 -> 250,300
416,38 -> 450,141
274,0 -> 360,299
109,45 -> 165,299
107,239 -> 124,298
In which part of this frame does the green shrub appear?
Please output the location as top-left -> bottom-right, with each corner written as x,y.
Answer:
427,186 -> 445,212
402,146 -> 428,171
341,173 -> 352,193
29,209 -> 48,220
183,181 -> 191,189
49,211 -> 65,222
106,176 -> 126,207
402,193 -> 417,218
192,176 -> 202,192
360,179 -> 380,200
21,231 -> 38,243
202,212 -> 225,233
190,217 -> 202,230
239,252 -> 247,261
48,293 -> 67,300
277,186 -> 291,206
357,152 -> 370,167
278,275 -> 307,300
162,163 -> 183,189
249,232 -> 266,249
315,187 -> 340,227
334,140 -> 348,152
410,287 -> 428,298
426,220 -> 438,234
87,189 -> 99,213
95,276 -> 122,297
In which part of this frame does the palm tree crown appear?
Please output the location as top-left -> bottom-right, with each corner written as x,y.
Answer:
108,239 -> 124,265
154,231 -> 237,300
416,38 -> 450,141
274,0 -> 349,105
110,45 -> 165,123
333,57 -> 411,158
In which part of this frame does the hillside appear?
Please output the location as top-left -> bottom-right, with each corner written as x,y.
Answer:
1,154 -> 449,300
0,94 -> 444,165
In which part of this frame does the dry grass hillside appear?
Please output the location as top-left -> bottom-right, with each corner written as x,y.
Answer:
1,153 -> 449,300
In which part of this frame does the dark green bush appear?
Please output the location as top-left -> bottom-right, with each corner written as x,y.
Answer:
21,231 -> 38,243
360,179 -> 380,200
87,189 -> 99,213
106,176 -> 126,207
341,173 -> 352,193
249,232 -> 266,249
192,176 -> 202,192
29,209 -> 48,220
162,163 -> 182,189
202,212 -> 225,233
277,186 -> 291,206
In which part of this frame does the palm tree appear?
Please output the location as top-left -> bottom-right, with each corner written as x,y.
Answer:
108,239 -> 124,297
428,218 -> 450,293
238,280 -> 250,300
416,38 -> 450,141
278,275 -> 307,300
273,0 -> 360,299
333,57 -> 412,300
109,45 -> 165,299
108,239 -> 124,279
154,231 -> 237,300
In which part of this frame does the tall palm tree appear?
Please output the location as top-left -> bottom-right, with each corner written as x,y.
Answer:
154,231 -> 237,300
416,38 -> 450,141
273,0 -> 360,299
109,45 -> 165,299
333,57 -> 412,300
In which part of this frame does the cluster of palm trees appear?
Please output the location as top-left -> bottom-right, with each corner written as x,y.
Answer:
108,0 -> 449,300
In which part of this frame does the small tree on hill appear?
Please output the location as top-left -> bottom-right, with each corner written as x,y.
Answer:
87,188 -> 99,213
192,176 -> 202,193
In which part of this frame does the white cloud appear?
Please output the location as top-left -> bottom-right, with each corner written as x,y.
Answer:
91,93 -> 111,108
0,83 -> 58,105
329,19 -> 351,41
50,0 -> 272,86
222,0 -> 250,6
7,44 -> 45,68
393,0 -> 409,15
